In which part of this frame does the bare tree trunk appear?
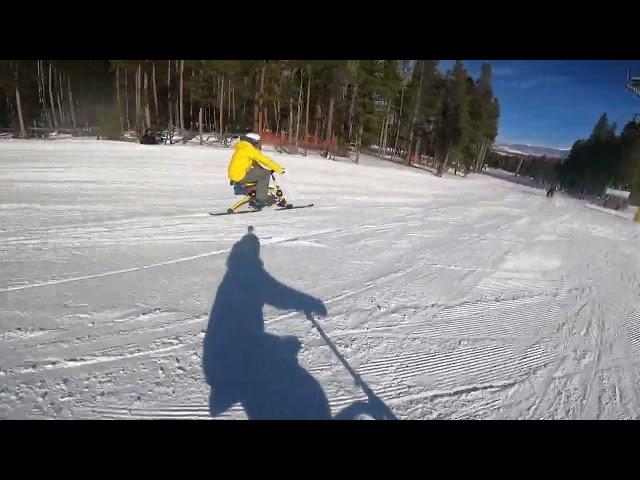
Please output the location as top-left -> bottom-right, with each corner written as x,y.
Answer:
134,64 -> 142,133
272,101 -> 278,133
135,67 -> 140,131
326,95 -> 335,142
243,79 -> 247,123
219,75 -> 224,136
38,60 -> 45,108
253,71 -> 260,132
382,101 -> 391,155
48,62 -> 58,128
314,102 -> 321,142
167,60 -> 172,140
485,141 -> 491,167
295,69 -> 304,147
36,60 -> 43,107
38,61 -> 48,126
438,142 -> 452,177
144,70 -> 151,129
438,149 -> 449,177
339,85 -> 347,140
199,108 -> 203,145
413,135 -> 422,164
60,73 -> 68,125
38,61 -> 53,128
173,61 -> 179,129
179,59 -> 185,131
472,141 -> 480,172
138,64 -> 143,131
377,106 -> 386,158
481,140 -> 491,168
394,84 -> 405,156
258,64 -> 265,133
304,73 -> 311,142
116,67 -> 123,133
140,67 -> 146,131
288,82 -> 294,144
125,67 -> 130,131
384,114 -> 391,152
475,139 -> 486,172
175,98 -> 179,129
515,157 -> 524,176
151,62 -> 159,119
15,73 -> 26,138
232,84 -> 236,124
406,61 -> 424,164
355,123 -> 364,164
477,140 -> 486,172
68,76 -> 77,130
263,107 -> 267,134
378,117 -> 385,158
57,71 -> 66,127
385,116 -> 392,154
347,80 -> 358,142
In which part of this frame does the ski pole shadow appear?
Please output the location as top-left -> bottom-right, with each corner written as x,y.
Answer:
202,226 -> 397,420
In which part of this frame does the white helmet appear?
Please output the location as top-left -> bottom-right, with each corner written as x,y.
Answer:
242,132 -> 261,147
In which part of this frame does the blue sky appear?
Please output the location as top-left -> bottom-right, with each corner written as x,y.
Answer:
439,60 -> 640,149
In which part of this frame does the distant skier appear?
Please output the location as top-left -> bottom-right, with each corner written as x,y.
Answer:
546,184 -> 555,198
227,133 -> 285,209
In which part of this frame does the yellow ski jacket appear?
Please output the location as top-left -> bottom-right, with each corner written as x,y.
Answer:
227,140 -> 285,182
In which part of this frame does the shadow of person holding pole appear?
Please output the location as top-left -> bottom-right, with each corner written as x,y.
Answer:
202,226 -> 331,419
203,226 -> 397,420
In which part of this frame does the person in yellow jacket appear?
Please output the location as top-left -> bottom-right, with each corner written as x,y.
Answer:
228,133 -> 285,208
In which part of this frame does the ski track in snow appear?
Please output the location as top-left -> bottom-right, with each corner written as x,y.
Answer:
1,138 -> 640,419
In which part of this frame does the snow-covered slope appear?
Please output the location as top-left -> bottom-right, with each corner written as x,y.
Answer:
1,138 -> 639,419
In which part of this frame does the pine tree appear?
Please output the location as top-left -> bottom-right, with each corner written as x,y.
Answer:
590,113 -> 612,142
435,61 -> 470,176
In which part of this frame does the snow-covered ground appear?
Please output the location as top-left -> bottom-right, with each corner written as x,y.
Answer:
1,138 -> 640,419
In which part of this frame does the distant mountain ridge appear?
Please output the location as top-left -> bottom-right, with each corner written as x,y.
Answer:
493,143 -> 569,159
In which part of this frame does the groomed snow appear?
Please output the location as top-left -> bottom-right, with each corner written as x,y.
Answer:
1,138 -> 640,419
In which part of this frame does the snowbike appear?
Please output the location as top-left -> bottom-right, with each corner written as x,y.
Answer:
226,178 -> 290,214
210,172 -> 313,216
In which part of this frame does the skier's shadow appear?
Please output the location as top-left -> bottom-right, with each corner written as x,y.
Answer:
202,226 -> 332,419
